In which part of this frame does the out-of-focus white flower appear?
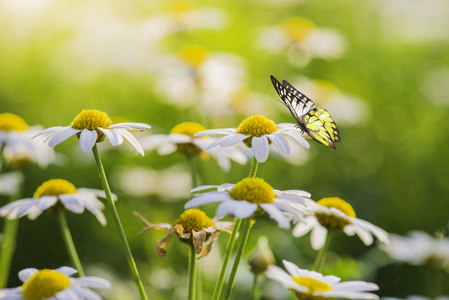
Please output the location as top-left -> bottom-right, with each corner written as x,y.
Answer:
293,197 -> 390,250
376,0 -> 449,43
257,17 -> 346,68
381,231 -> 449,272
0,172 -> 23,196
152,44 -> 247,114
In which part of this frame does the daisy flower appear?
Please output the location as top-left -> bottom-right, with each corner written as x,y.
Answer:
33,109 -> 151,155
194,115 -> 309,163
292,197 -> 390,250
265,260 -> 379,300
380,231 -> 449,271
0,178 -> 114,226
134,208 -> 233,258
139,121 -> 247,171
257,17 -> 346,68
184,177 -> 310,229
0,112 -> 55,169
0,266 -> 111,300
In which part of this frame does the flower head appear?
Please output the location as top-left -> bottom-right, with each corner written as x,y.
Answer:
293,197 -> 390,250
33,109 -> 151,155
0,266 -> 111,300
135,209 -> 232,258
266,260 -> 379,300
139,121 -> 247,171
0,178 -> 115,225
185,177 -> 309,229
194,115 -> 309,163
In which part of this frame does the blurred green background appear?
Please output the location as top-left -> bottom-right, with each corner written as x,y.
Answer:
1,0 -> 449,298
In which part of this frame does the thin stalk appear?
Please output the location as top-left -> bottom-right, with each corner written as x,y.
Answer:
312,231 -> 333,272
223,216 -> 253,300
248,157 -> 259,178
188,244 -> 197,300
211,218 -> 242,300
92,145 -> 148,300
0,179 -> 22,288
57,210 -> 85,277
251,273 -> 259,300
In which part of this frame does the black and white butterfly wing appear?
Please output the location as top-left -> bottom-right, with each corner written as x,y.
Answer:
270,75 -> 341,149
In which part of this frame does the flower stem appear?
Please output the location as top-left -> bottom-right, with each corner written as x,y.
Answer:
312,231 -> 333,272
251,273 -> 259,300
92,144 -> 148,300
187,155 -> 198,189
57,210 -> 85,277
248,157 -> 259,178
211,218 -> 242,300
188,244 -> 197,300
223,216 -> 253,300
0,179 -> 22,288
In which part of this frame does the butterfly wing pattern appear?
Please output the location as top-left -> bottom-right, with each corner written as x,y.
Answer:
270,75 -> 341,149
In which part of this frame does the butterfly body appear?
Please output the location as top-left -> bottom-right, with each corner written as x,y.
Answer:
271,75 -> 341,149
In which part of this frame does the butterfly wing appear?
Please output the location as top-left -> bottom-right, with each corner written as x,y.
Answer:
270,75 -> 341,149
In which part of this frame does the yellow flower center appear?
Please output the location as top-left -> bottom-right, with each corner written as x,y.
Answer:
0,113 -> 29,132
71,110 -> 113,131
173,209 -> 215,232
167,0 -> 196,13
170,122 -> 207,137
236,115 -> 278,148
33,179 -> 77,198
230,178 -> 275,205
292,276 -> 332,294
22,269 -> 71,300
315,197 -> 356,231
281,17 -> 316,42
178,45 -> 210,68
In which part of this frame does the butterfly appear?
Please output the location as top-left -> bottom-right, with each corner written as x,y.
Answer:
270,75 -> 341,149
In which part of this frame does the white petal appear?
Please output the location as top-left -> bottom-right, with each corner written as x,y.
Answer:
48,128 -> 80,147
37,196 -> 58,211
18,268 -> 38,282
292,217 -> 316,237
191,185 -> 221,194
184,192 -> 230,208
108,122 -> 151,130
98,128 -> 121,146
279,129 -> 310,149
55,266 -> 78,276
0,199 -> 31,217
311,225 -> 328,250
167,134 -> 192,144
16,200 -> 38,218
138,134 -> 169,150
75,277 -> 111,289
59,194 -> 85,214
116,129 -> 144,155
32,126 -> 66,139
206,134 -> 248,150
216,199 -> 258,218
194,128 -> 237,137
71,287 -> 102,300
260,203 -> 290,229
265,265 -> 308,293
252,136 -> 270,163
55,289 -> 79,300
267,133 -> 290,156
79,129 -> 98,152
333,281 -> 379,291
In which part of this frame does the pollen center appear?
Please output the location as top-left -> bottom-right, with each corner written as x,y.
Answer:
22,269 -> 71,300
0,113 -> 29,132
173,209 -> 215,232
292,276 -> 332,293
230,178 -> 275,205
33,179 -> 77,198
236,115 -> 278,137
71,110 -> 113,131
178,45 -> 210,68
317,197 -> 356,218
281,17 -> 316,42
170,122 -> 207,137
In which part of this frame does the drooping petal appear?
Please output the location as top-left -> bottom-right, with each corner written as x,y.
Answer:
260,203 -> 291,229
70,287 -> 102,300
79,129 -> 98,152
48,128 -> 81,147
184,192 -> 230,208
252,136 -> 269,163
311,225 -> 328,250
279,128 -> 310,149
59,194 -> 86,214
37,196 -> 58,211
216,199 -> 258,218
98,128 -> 121,146
75,277 -> 112,289
32,126 -> 66,139
108,122 -> 151,130
267,133 -> 290,156
206,133 -> 249,150
115,129 -> 145,155
194,128 -> 237,137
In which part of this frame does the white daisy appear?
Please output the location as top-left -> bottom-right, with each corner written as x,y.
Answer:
266,260 -> 379,299
292,197 -> 390,250
33,109 -> 151,155
0,178 -> 115,226
257,17 -> 346,68
139,121 -> 247,171
0,113 -> 55,168
184,177 -> 309,229
0,266 -> 111,300
194,115 -> 309,163
380,231 -> 449,271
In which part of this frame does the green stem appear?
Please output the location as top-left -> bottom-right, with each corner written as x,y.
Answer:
57,210 -> 85,277
188,244 -> 197,300
0,179 -> 22,288
211,218 -> 242,300
251,273 -> 259,300
223,216 -> 253,300
248,157 -> 259,178
312,231 -> 333,272
92,145 -> 148,300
